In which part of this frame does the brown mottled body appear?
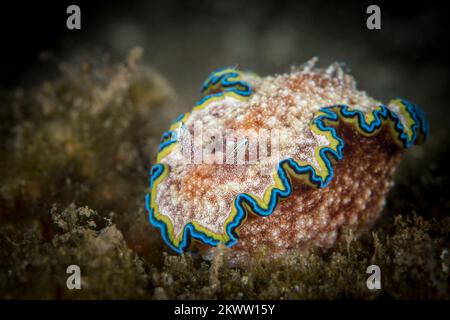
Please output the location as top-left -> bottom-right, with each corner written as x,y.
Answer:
201,126 -> 402,263
154,61 -> 426,263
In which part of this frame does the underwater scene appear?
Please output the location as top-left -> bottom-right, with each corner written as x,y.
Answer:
0,0 -> 449,302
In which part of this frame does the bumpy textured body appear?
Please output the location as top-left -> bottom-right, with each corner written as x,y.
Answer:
147,61 -> 428,262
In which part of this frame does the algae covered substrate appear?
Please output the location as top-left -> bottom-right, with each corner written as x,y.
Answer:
0,48 -> 449,299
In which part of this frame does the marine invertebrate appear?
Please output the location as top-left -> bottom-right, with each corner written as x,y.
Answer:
146,60 -> 428,262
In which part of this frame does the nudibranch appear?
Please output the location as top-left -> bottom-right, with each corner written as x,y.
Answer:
146,59 -> 428,262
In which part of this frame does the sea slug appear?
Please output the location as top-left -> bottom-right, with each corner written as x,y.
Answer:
146,60 -> 428,262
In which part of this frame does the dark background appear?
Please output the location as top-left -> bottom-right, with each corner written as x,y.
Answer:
0,0 -> 449,133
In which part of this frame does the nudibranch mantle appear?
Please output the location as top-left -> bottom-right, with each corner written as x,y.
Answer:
146,63 -> 428,256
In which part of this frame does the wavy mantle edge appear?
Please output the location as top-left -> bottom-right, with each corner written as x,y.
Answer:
145,68 -> 429,254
